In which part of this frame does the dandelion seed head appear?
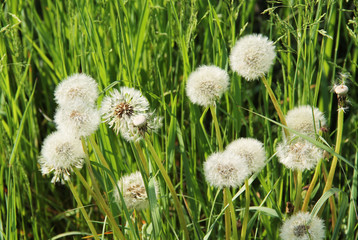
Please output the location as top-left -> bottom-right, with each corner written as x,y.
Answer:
101,87 -> 150,134
204,152 -> 249,188
225,138 -> 266,174
186,65 -> 230,107
280,212 -> 325,240
55,73 -> 98,106
54,105 -> 100,137
285,105 -> 326,138
277,140 -> 323,171
333,84 -> 349,96
39,131 -> 85,184
229,34 -> 276,81
113,171 -> 158,210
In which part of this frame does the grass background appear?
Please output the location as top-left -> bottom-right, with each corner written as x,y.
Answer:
1,0 -> 358,239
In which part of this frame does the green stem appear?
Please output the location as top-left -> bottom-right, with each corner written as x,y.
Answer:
319,108 -> 344,216
210,105 -> 224,151
68,181 -> 100,240
134,141 -> 149,176
224,188 -> 231,240
261,75 -> 289,137
144,136 -> 190,239
301,159 -> 322,212
241,179 -> 250,240
294,170 -> 302,213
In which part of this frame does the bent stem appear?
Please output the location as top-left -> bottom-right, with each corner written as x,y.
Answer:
294,170 -> 302,213
261,75 -> 289,137
68,180 -> 100,240
144,136 -> 190,239
210,105 -> 224,151
241,179 -> 250,240
319,108 -> 344,217
301,159 -> 322,212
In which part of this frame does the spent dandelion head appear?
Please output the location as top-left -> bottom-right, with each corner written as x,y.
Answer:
54,104 -> 100,137
55,73 -> 98,107
186,65 -> 230,107
225,138 -> 266,175
280,212 -> 325,240
285,105 -> 326,138
204,151 -> 249,188
229,34 -> 276,81
277,140 -> 323,171
113,171 -> 158,210
39,131 -> 85,184
101,87 -> 150,134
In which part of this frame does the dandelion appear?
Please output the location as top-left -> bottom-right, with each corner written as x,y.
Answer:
101,87 -> 150,134
285,105 -> 326,138
55,73 -> 98,106
229,34 -> 276,81
204,151 -> 249,188
113,171 -> 158,210
186,65 -> 230,107
54,105 -> 100,137
280,212 -> 325,240
277,140 -> 323,171
120,112 -> 162,142
39,131 -> 85,184
225,138 -> 266,174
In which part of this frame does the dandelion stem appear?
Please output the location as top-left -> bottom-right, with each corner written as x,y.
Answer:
134,141 -> 149,176
227,189 -> 238,240
224,188 -> 232,240
261,75 -> 289,137
241,179 -> 250,240
319,108 -> 344,216
301,159 -> 322,212
68,180 -> 100,240
144,136 -> 190,239
210,105 -> 224,151
294,170 -> 302,213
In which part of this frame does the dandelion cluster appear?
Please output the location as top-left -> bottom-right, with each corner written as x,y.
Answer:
229,34 -> 276,81
113,171 -> 158,210
280,212 -> 325,240
186,65 -> 230,107
101,87 -> 162,141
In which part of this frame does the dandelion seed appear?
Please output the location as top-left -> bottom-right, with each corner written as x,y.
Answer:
55,73 -> 98,106
277,140 -> 323,171
204,151 -> 249,188
101,87 -> 150,134
39,131 -> 85,184
113,171 -> 158,210
280,212 -> 325,240
186,65 -> 230,107
225,138 -> 266,174
54,104 -> 100,137
229,34 -> 276,81
285,105 -> 326,138
120,112 -> 162,142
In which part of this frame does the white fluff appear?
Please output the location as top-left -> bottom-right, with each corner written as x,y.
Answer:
39,131 -> 85,184
230,34 -> 276,81
186,65 -> 230,107
280,212 -> 325,240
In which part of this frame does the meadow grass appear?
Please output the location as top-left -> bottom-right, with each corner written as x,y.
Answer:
1,0 -> 358,239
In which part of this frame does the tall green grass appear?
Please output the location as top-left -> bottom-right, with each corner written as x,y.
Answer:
1,0 -> 357,239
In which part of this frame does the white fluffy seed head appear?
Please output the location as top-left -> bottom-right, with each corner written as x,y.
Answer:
225,138 -> 266,175
54,73 -> 98,107
120,112 -> 162,142
39,131 -> 85,184
277,140 -> 323,171
186,65 -> 230,107
101,87 -> 150,134
54,104 -> 100,137
204,151 -> 250,188
230,34 -> 276,81
113,171 -> 158,210
285,105 -> 326,138
333,84 -> 349,96
280,212 -> 325,240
